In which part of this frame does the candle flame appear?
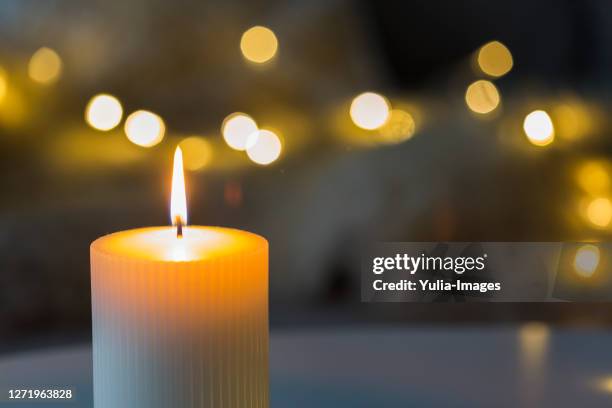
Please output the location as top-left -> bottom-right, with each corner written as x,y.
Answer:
171,146 -> 188,227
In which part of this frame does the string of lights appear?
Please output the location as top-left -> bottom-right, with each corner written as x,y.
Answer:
0,26 -> 609,252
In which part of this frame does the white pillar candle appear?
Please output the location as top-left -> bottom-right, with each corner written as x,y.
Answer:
90,148 -> 269,407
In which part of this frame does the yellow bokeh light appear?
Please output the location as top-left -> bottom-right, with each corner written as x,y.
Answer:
523,110 -> 554,146
465,80 -> 500,114
378,109 -> 415,143
477,41 -> 513,77
240,26 -> 278,64
222,113 -> 258,151
586,197 -> 612,228
178,136 -> 213,171
0,68 -> 7,102
85,94 -> 123,131
576,162 -> 610,195
518,322 -> 549,370
0,86 -> 27,127
28,47 -> 62,84
574,245 -> 600,277
552,103 -> 593,141
50,130 -> 145,169
595,377 -> 612,393
124,110 -> 165,147
246,129 -> 282,165
519,322 -> 549,354
350,92 -> 390,130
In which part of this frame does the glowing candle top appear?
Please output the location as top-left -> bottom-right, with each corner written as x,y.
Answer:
90,146 -> 267,263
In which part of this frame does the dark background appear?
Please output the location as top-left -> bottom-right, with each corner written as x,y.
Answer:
1,0 -> 612,353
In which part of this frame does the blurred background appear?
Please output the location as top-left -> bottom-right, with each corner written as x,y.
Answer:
1,0 -> 612,354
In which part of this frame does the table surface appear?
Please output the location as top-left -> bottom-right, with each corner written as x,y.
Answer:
1,326 -> 612,407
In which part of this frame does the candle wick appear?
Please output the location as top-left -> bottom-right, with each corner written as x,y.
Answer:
175,216 -> 183,239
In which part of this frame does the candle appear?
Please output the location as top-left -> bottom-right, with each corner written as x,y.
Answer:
90,147 -> 269,408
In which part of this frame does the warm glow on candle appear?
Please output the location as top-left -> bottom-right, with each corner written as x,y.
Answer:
171,146 -> 188,227
91,146 -> 269,407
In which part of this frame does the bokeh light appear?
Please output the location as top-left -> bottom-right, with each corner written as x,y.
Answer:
0,68 -> 7,102
222,113 -> 258,151
124,110 -> 165,147
465,80 -> 500,114
595,377 -> 612,393
246,129 -> 282,165
518,321 -> 549,374
350,92 -> 390,130
552,102 -> 594,141
378,109 -> 416,143
240,26 -> 278,63
0,86 -> 27,127
178,136 -> 213,171
28,47 -> 62,84
519,322 -> 549,357
50,130 -> 146,169
85,94 -> 123,131
574,245 -> 600,278
523,110 -> 554,146
477,41 -> 513,77
586,197 -> 612,228
576,162 -> 610,195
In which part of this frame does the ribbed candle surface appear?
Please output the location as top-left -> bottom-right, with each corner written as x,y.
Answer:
90,226 -> 268,408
